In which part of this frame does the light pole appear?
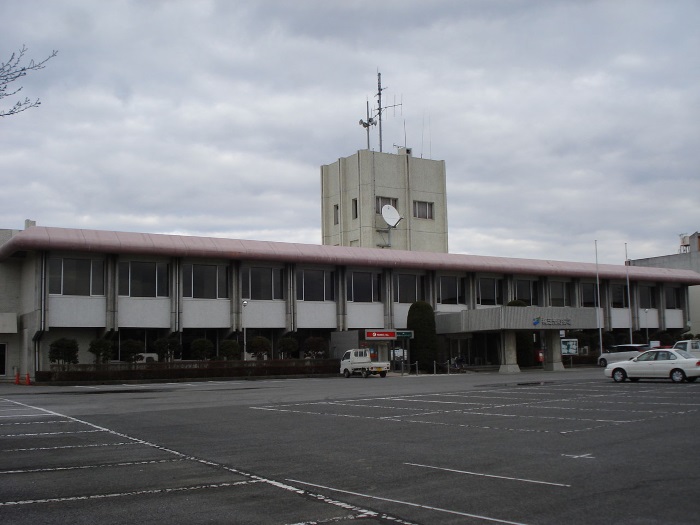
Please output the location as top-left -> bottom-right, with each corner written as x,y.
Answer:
644,308 -> 649,345
242,300 -> 248,361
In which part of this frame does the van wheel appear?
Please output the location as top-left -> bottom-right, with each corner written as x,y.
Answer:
361,369 -> 369,378
343,369 -> 351,378
670,369 -> 686,383
379,371 -> 387,378
599,359 -> 607,367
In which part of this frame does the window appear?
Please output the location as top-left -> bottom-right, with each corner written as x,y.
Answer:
48,258 -> 105,296
182,264 -> 229,299
516,279 -> 539,306
118,261 -> 169,297
393,274 -> 417,303
376,196 -> 397,214
333,204 -> 339,225
352,198 -> 358,220
413,201 -> 434,220
347,271 -> 381,302
296,269 -> 335,301
550,281 -> 572,307
610,284 -> 628,308
438,276 -> 466,304
639,285 -> 657,309
581,282 -> 597,307
477,277 -> 503,306
665,287 -> 681,309
241,267 -> 284,300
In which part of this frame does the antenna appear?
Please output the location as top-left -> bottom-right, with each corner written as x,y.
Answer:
358,71 -> 403,152
358,99 -> 376,150
374,71 -> 402,152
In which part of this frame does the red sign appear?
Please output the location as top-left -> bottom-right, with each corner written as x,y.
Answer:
365,330 -> 397,340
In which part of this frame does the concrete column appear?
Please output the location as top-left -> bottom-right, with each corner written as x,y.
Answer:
544,331 -> 565,371
499,331 -> 521,374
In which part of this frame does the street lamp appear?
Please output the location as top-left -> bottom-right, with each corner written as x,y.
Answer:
242,300 -> 248,361
644,308 -> 649,345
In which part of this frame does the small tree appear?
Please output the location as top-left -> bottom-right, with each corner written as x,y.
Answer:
154,337 -> 180,362
407,301 -> 438,371
120,339 -> 144,363
191,338 -> 214,360
278,337 -> 299,359
49,338 -> 79,368
248,336 -> 272,360
88,339 -> 113,364
303,337 -> 327,359
219,339 -> 241,361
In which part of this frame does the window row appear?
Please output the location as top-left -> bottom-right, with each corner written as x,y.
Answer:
45,258 -> 683,309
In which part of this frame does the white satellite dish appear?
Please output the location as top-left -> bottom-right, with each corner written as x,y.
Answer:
381,204 -> 402,227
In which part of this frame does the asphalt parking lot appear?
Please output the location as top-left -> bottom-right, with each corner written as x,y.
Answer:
1,369 -> 699,524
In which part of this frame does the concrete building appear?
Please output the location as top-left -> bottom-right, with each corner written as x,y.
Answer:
321,148 -> 448,252
2,224 -> 700,381
629,232 -> 700,336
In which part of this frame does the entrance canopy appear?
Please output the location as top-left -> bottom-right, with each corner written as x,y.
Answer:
436,306 -> 599,334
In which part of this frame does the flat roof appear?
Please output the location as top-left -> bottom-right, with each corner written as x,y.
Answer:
2,226 -> 700,284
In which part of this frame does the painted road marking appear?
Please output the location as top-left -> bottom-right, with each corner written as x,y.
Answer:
287,478 -> 532,525
404,462 -> 571,487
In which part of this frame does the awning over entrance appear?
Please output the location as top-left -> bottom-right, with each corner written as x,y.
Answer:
436,306 -> 600,334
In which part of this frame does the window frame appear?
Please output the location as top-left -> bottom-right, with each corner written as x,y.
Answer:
412,200 -> 434,220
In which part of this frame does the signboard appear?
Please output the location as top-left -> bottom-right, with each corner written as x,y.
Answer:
396,330 -> 414,338
365,330 -> 396,340
561,339 -> 579,355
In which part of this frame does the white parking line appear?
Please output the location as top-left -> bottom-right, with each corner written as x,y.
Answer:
286,478 -> 532,525
404,463 -> 571,487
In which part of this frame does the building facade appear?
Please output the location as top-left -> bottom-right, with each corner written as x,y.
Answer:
321,148 -> 448,252
2,224 -> 700,381
629,232 -> 700,335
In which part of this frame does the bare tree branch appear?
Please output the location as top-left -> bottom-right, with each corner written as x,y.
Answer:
1,45 -> 58,117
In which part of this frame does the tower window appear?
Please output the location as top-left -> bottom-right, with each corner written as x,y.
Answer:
413,201 -> 434,219
376,196 -> 397,214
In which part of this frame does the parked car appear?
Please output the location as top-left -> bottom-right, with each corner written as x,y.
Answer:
604,349 -> 700,383
672,340 -> 700,354
597,344 -> 649,367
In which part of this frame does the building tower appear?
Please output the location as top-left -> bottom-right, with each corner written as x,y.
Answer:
320,147 -> 448,253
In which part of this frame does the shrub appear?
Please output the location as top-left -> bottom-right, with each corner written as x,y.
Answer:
154,337 -> 181,362
248,336 -> 272,360
120,339 -> 145,363
278,337 -> 299,359
49,338 -> 79,367
191,338 -> 214,360
219,339 -> 241,361
407,301 -> 438,371
88,339 -> 113,364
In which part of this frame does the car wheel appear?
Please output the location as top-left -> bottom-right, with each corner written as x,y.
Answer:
687,377 -> 697,383
612,368 -> 627,382
361,369 -> 369,378
629,377 -> 640,382
670,368 -> 686,383
343,369 -> 351,378
599,359 -> 607,367
379,371 -> 387,378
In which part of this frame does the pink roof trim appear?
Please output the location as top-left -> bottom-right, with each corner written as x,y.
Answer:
2,226 -> 700,284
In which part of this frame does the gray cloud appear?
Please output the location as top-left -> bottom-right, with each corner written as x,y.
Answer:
2,0 -> 699,264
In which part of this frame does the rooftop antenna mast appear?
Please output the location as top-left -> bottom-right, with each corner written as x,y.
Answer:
358,71 -> 402,152
358,99 -> 375,150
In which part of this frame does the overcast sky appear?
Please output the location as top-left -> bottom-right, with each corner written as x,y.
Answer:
2,1 -> 699,264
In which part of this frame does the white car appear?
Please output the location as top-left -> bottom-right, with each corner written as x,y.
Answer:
597,344 -> 649,367
605,349 -> 700,383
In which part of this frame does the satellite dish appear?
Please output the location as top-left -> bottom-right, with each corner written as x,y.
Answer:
381,204 -> 402,227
